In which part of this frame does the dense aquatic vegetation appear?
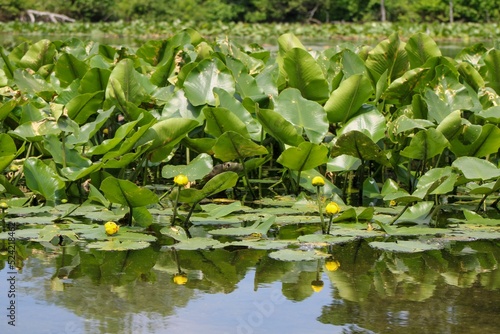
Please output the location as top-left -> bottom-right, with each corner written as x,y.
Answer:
0,28 -> 499,254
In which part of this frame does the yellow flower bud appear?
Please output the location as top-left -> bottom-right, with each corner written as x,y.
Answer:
325,202 -> 340,215
312,176 -> 325,187
173,273 -> 188,285
325,259 -> 340,272
389,200 -> 397,206
311,280 -> 324,292
104,221 -> 119,235
174,174 -> 189,186
0,202 -> 8,210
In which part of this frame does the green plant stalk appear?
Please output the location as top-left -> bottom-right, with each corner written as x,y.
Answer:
326,215 -> 334,234
357,161 -> 365,205
171,186 -> 181,225
239,158 -> 256,199
389,202 -> 412,225
316,185 -> 326,233
475,193 -> 489,212
295,170 -> 302,195
61,133 -> 67,169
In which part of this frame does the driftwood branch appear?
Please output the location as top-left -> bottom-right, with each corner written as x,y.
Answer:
23,10 -> 75,23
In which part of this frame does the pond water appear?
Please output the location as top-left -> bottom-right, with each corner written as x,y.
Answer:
1,238 -> 499,334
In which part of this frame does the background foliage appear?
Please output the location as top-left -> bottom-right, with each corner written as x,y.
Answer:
1,0 -> 500,23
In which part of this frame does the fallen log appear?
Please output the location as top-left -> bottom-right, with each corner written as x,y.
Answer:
23,10 -> 75,23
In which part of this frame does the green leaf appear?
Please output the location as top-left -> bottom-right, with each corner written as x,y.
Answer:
274,88 -> 328,144
87,239 -> 151,251
330,131 -> 389,165
484,49 -> 500,95
203,106 -> 250,138
452,157 -> 500,181
209,215 -> 275,236
212,131 -> 268,162
105,59 -> 150,108
201,201 -> 244,218
18,39 -> 55,72
268,249 -> 329,261
450,124 -> 500,158
277,142 -> 328,172
171,237 -> 223,250
0,134 -> 16,171
100,176 -> 158,208
324,74 -> 374,123
183,58 -> 235,106
405,33 -> 441,69
337,108 -> 386,143
282,48 -> 330,103
162,153 -> 213,181
365,33 -> 408,84
24,157 -> 66,205
174,171 -> 239,204
55,53 -> 89,87
369,240 -> 442,253
66,91 -> 104,124
400,128 -> 449,160
255,107 -> 304,146
79,67 -> 111,94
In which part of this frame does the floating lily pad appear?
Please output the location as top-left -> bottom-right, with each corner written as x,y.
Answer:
209,216 -> 276,236
369,240 -> 443,253
87,239 -> 151,251
297,234 -> 356,245
228,240 -> 291,250
268,249 -> 329,261
170,237 -> 223,250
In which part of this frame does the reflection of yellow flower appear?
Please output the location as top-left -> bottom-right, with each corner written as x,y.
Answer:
325,259 -> 340,272
173,273 -> 188,285
0,202 -> 8,210
312,176 -> 325,187
325,202 -> 340,215
104,221 -> 119,235
311,280 -> 324,292
174,174 -> 189,186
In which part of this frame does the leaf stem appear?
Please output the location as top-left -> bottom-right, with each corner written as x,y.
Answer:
316,185 -> 325,233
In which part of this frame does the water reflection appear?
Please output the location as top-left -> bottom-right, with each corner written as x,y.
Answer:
0,239 -> 499,333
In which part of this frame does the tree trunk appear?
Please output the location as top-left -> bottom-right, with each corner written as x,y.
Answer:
449,0 -> 454,23
380,0 -> 386,22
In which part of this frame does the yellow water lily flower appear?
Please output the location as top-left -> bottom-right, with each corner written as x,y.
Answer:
104,221 -> 119,235
0,202 -> 8,210
173,273 -> 188,285
311,280 -> 324,292
311,176 -> 325,187
325,259 -> 340,272
325,202 -> 340,215
174,174 -> 189,186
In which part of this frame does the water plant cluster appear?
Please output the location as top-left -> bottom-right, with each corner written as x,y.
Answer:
0,29 -> 499,254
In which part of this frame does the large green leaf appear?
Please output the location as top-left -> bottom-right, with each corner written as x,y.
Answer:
484,49 -> 500,94
175,171 -> 239,203
87,118 -> 141,156
277,142 -> 328,171
79,67 -> 111,94
183,58 -> 235,106
330,131 -> 389,165
135,118 -> 199,162
337,108 -> 386,143
212,131 -> 268,162
203,106 -> 250,138
18,40 -> 55,72
0,134 -> 16,171
105,59 -> 150,107
162,153 -> 213,180
449,123 -> 500,157
365,33 -> 408,84
100,176 -> 158,208
400,128 -> 449,160
24,157 -> 66,205
416,167 -> 458,195
10,119 -> 60,142
452,157 -> 500,181
281,48 -> 330,103
274,88 -> 328,144
55,53 -> 89,87
324,74 -> 374,123
405,33 -> 441,69
255,107 -> 304,147
66,91 -> 104,124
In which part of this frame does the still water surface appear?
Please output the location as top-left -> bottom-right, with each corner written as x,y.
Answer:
1,239 -> 499,334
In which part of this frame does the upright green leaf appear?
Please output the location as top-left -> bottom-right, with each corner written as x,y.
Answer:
400,128 -> 449,160
405,33 -> 441,69
18,40 -> 55,72
452,157 -> 500,181
484,49 -> 500,94
365,33 -> 408,84
55,53 -> 89,87
255,107 -> 304,147
183,58 -> 235,106
203,107 -> 250,138
324,74 -> 373,123
282,48 -> 330,103
277,142 -> 328,172
100,176 -> 158,208
330,131 -> 389,165
0,134 -> 16,171
212,131 -> 268,162
105,59 -> 149,107
24,157 -> 66,205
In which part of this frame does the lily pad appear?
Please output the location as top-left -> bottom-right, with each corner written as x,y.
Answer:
369,240 -> 443,253
268,249 -> 329,261
87,239 -> 151,251
297,234 -> 356,245
170,237 -> 223,250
